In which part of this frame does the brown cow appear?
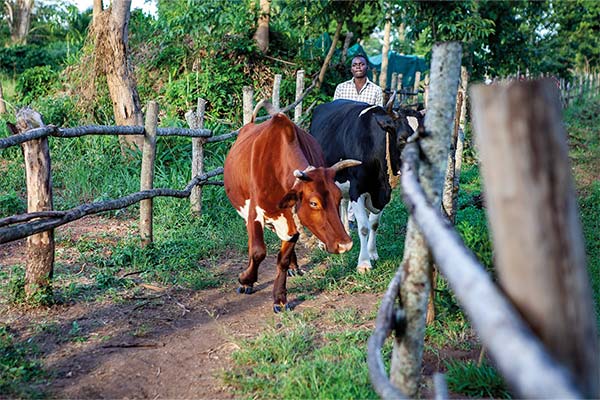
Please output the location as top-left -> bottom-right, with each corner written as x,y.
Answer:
224,101 -> 360,312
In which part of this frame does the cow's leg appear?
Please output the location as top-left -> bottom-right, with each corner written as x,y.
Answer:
352,194 -> 372,273
367,210 -> 381,261
273,237 -> 298,312
340,197 -> 350,234
237,219 -> 266,295
287,248 -> 303,276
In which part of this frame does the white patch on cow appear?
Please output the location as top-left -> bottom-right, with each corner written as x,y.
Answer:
336,181 -> 350,197
256,206 -> 293,241
407,116 -> 419,132
359,105 -> 379,117
351,193 -> 382,272
236,199 -> 251,223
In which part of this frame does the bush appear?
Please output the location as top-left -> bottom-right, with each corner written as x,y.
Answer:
15,66 -> 58,105
0,192 -> 26,217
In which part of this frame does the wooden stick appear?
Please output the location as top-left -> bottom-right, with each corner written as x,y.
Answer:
140,101 -> 158,247
294,69 -> 305,123
272,74 -> 282,110
0,168 -> 224,244
17,108 -> 55,298
472,79 -> 599,397
400,141 -> 581,399
186,98 -> 207,216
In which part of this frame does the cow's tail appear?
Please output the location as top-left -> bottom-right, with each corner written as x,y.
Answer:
251,99 -> 278,123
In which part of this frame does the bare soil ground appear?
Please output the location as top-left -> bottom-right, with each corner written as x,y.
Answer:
0,216 -> 478,399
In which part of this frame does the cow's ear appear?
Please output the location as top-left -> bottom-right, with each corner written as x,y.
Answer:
278,190 -> 298,209
374,114 -> 394,131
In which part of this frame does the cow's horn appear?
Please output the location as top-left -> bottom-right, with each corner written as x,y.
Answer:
385,91 -> 397,112
293,169 -> 309,181
331,159 -> 362,172
251,99 -> 278,123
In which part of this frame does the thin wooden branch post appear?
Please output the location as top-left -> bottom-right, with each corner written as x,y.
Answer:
16,108 -> 55,298
186,98 -> 207,216
471,79 -> 599,398
294,70 -> 304,123
272,74 -> 282,110
140,101 -> 158,247
243,86 -> 254,125
390,42 -> 462,397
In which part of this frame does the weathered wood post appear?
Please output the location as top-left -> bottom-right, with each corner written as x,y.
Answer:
0,81 -> 6,114
294,70 -> 304,123
272,74 -> 282,110
390,72 -> 398,93
471,79 -> 600,398
185,98 -> 207,216
12,108 -> 54,299
243,86 -> 254,125
391,42 -> 462,397
140,101 -> 158,247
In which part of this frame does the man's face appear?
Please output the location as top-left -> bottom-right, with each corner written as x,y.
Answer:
351,57 -> 368,79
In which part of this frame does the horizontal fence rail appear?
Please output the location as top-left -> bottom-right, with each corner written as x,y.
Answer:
0,168 -> 223,244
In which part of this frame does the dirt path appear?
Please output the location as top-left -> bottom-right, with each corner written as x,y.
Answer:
0,216 -> 385,398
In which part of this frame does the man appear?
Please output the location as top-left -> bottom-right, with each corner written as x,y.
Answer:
331,55 -> 384,230
334,55 -> 383,106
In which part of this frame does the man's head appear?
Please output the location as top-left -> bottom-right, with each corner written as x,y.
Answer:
351,55 -> 368,79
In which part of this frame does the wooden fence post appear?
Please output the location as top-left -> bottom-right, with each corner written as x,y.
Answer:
390,42 -> 462,397
0,81 -> 6,114
140,101 -> 158,247
186,98 -> 207,216
472,79 -> 599,398
13,108 -> 54,299
294,70 -> 304,123
243,86 -> 254,125
272,74 -> 282,110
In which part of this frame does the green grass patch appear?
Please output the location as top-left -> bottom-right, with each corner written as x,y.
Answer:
225,312 -> 385,400
445,359 -> 511,399
0,326 -> 46,398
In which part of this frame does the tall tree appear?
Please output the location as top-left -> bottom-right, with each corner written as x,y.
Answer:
92,0 -> 143,149
4,0 -> 34,45
253,0 -> 270,53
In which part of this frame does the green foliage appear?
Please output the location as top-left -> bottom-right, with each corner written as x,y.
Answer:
0,45 -> 66,76
15,66 -> 58,104
445,360 -> 511,399
0,191 -> 26,217
0,326 -> 46,398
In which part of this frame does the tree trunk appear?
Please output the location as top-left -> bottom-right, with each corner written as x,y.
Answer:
317,19 -> 343,89
379,18 -> 391,90
92,0 -> 143,150
341,31 -> 353,64
391,42 -> 462,397
253,0 -> 270,54
5,0 -> 34,45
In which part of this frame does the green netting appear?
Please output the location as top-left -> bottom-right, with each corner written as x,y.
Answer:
347,43 -> 428,89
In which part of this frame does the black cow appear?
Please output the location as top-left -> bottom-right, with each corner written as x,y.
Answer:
310,98 -> 423,273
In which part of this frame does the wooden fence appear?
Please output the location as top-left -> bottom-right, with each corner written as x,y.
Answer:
0,69 -> 317,297
367,42 -> 599,399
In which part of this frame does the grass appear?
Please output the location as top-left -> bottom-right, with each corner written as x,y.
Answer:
1,93 -> 599,398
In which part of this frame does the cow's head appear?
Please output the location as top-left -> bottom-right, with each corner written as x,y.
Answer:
366,96 -> 422,176
278,160 -> 361,254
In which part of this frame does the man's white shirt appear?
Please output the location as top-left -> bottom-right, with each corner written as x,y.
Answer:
333,78 -> 383,106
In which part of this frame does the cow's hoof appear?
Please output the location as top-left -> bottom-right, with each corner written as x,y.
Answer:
273,303 -> 292,313
357,264 -> 372,274
287,268 -> 304,277
236,285 -> 253,294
